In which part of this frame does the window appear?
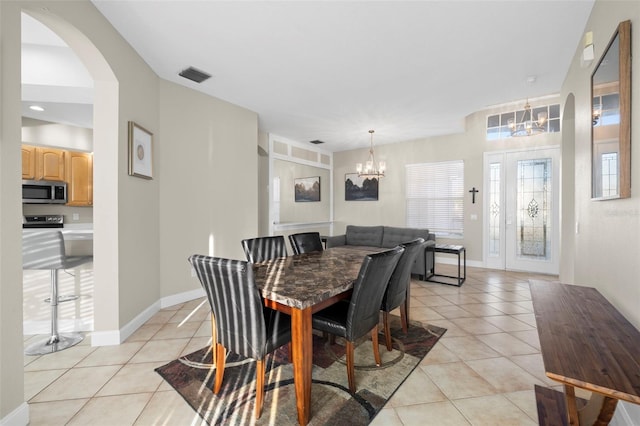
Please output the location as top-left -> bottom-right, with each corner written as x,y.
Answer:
486,104 -> 560,140
593,93 -> 620,126
406,160 -> 464,237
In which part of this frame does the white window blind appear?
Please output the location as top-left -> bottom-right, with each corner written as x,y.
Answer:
406,160 -> 464,237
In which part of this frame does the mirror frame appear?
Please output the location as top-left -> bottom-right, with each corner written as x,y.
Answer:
591,20 -> 631,200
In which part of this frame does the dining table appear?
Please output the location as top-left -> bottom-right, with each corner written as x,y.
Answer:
252,245 -> 384,425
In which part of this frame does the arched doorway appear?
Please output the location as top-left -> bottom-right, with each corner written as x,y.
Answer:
22,8 -> 120,342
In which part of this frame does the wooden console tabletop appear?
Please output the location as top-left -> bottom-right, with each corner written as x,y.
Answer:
530,280 -> 640,425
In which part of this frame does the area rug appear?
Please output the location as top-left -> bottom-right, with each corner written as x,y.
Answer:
156,315 -> 446,425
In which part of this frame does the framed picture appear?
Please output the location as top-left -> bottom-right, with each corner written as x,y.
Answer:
294,176 -> 320,202
345,173 -> 379,201
128,121 -> 153,179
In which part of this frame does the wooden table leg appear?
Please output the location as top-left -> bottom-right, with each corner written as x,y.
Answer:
564,384 -> 580,425
291,307 -> 312,425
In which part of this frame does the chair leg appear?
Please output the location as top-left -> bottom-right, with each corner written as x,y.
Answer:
210,313 -> 217,363
400,299 -> 409,334
371,325 -> 381,366
255,359 -> 265,419
213,343 -> 226,393
383,311 -> 393,351
346,340 -> 356,393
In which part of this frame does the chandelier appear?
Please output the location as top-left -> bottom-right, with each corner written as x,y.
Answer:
508,101 -> 548,137
356,130 -> 385,178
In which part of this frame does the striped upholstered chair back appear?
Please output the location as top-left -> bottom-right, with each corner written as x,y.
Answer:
189,255 -> 267,359
380,238 -> 427,350
288,232 -> 324,255
188,254 -> 291,418
241,236 -> 288,263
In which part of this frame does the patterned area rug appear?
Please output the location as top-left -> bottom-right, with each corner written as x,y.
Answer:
156,315 -> 446,425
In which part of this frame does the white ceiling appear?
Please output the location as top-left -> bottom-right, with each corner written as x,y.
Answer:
23,1 -> 595,152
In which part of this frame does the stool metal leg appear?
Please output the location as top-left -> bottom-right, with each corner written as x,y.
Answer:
25,269 -> 83,356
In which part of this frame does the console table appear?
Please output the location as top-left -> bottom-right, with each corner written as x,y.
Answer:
530,280 -> 640,425
426,244 -> 466,286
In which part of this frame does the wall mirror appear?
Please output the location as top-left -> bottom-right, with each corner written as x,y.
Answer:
591,20 -> 631,200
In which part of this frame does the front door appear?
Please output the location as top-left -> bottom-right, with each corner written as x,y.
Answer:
484,147 -> 560,274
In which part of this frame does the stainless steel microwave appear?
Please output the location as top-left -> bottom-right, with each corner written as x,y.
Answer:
22,180 -> 67,204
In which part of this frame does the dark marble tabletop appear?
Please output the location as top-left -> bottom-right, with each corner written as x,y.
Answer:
253,246 -> 385,309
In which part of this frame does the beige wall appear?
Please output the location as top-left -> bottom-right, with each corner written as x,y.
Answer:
158,79 -> 258,295
333,103 -> 561,264
561,1 -> 640,332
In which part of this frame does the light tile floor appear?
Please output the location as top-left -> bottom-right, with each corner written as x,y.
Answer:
24,265 -> 566,425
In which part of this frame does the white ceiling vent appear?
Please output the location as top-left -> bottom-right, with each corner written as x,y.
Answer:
178,67 -> 211,83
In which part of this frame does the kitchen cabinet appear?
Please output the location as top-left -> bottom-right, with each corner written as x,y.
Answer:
22,145 -> 37,179
37,147 -> 66,181
65,151 -> 93,206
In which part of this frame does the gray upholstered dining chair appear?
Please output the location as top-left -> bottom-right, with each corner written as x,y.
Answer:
288,232 -> 324,255
380,238 -> 427,351
311,246 -> 404,393
22,231 -> 92,355
241,235 -> 288,263
188,254 -> 291,419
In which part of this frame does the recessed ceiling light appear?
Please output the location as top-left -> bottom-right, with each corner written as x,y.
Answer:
29,105 -> 45,112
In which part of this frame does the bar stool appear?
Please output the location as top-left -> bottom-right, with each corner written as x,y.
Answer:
23,231 -> 92,355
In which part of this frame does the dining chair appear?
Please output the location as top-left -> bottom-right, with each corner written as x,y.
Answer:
241,235 -> 288,263
288,232 -> 324,255
311,246 -> 404,393
188,254 -> 291,419
380,238 -> 428,351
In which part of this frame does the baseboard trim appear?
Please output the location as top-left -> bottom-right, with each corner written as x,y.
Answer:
90,288 -> 204,346
160,288 -> 205,309
0,402 -> 29,426
434,256 -> 483,269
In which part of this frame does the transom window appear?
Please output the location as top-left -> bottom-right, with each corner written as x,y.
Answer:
486,104 -> 560,140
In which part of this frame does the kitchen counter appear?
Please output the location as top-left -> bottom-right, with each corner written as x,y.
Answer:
23,225 -> 93,241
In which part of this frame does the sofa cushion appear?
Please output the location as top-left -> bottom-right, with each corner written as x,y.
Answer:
382,226 -> 431,248
345,225 -> 384,247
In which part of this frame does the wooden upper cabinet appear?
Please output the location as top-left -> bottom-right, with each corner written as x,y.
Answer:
37,147 -> 66,181
65,151 -> 93,206
22,145 -> 37,180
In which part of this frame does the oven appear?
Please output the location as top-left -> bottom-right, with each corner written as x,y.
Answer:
22,215 -> 64,229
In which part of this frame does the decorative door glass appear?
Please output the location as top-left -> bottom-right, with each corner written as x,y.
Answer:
489,162 -> 501,257
516,158 -> 551,259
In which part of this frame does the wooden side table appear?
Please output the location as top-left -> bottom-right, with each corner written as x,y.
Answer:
426,244 -> 466,286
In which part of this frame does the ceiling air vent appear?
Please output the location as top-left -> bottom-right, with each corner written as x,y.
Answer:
178,67 -> 211,83
309,140 -> 324,145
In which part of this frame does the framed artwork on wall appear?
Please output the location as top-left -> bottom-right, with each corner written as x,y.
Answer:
294,176 -> 320,202
345,173 -> 379,201
128,121 -> 153,179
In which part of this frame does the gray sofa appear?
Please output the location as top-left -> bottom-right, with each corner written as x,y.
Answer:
325,225 -> 436,280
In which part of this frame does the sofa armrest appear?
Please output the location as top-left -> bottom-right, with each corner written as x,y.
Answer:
428,233 -> 436,242
325,234 -> 346,248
